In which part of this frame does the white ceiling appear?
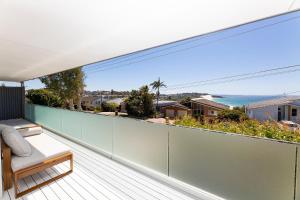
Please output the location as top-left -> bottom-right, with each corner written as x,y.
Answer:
0,0 -> 299,82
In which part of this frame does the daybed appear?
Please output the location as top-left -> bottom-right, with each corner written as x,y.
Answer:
1,119 -> 73,198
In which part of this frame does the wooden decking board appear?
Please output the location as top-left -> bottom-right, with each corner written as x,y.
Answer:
72,155 -> 161,200
58,162 -> 125,200
3,130 -> 198,200
53,136 -> 195,200
50,132 -> 193,200
38,171 -> 73,200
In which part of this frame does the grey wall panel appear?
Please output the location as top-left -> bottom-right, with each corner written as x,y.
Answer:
0,86 -> 24,120
169,126 -> 296,200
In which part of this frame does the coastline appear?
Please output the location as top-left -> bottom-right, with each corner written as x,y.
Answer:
200,94 -> 282,107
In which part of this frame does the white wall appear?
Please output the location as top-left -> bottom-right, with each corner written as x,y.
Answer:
247,105 -> 278,122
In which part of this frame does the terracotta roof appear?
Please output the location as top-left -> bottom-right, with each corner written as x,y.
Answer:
247,96 -> 300,109
155,101 -> 177,107
162,103 -> 190,110
191,98 -> 229,110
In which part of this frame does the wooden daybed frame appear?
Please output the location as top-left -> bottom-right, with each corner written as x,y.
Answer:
1,133 -> 73,198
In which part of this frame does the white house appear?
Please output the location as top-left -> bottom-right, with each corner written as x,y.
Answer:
246,96 -> 300,124
81,95 -> 126,110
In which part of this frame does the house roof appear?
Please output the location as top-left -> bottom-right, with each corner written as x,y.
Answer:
247,96 -> 300,109
0,1 -> 299,81
191,98 -> 229,110
162,103 -> 190,110
81,96 -> 100,102
156,101 -> 177,107
155,100 -> 190,110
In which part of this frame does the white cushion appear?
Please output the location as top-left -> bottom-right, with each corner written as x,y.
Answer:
11,134 -> 71,172
0,119 -> 37,129
18,126 -> 43,137
2,127 -> 32,157
0,119 -> 42,137
0,124 -> 10,133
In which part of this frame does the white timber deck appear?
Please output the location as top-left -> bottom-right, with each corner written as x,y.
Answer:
3,129 -> 198,200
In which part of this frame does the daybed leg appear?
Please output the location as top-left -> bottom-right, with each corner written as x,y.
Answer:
2,137 -> 12,190
70,154 -> 74,172
14,173 -> 19,198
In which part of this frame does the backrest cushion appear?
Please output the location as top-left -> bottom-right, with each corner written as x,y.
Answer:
2,127 -> 32,157
18,126 -> 43,137
0,124 -> 10,134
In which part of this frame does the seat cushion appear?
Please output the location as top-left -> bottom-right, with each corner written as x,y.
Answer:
0,119 -> 37,129
2,127 -> 32,157
11,133 -> 71,172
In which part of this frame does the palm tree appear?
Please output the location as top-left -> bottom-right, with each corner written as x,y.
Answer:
150,78 -> 167,111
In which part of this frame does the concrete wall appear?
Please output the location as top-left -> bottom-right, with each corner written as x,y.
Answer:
247,105 -> 278,122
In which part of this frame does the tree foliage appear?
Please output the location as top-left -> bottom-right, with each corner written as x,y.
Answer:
175,115 -> 300,143
217,109 -> 248,122
26,89 -> 63,107
125,86 -> 155,118
179,97 -> 192,108
150,78 -> 166,110
40,67 -> 85,110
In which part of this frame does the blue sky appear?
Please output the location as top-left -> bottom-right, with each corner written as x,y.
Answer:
6,11 -> 300,95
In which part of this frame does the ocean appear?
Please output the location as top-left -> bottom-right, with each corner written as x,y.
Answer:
213,95 -> 281,107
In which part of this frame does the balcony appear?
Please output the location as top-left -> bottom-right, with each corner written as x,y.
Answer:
1,103 -> 298,200
1,3 -> 300,199
3,128 -> 198,200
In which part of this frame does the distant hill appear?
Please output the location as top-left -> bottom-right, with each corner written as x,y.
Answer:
160,93 -> 223,101
84,90 -> 222,101
84,90 -> 130,96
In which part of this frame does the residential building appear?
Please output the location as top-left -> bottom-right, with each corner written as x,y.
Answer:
81,95 -> 127,110
81,96 -> 101,110
246,96 -> 300,123
106,98 -> 127,113
190,98 -> 230,119
156,101 -> 191,119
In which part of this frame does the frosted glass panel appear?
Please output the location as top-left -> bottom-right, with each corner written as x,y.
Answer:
113,118 -> 168,175
32,105 -> 62,132
24,103 -> 32,121
81,113 -> 113,154
25,104 -> 299,199
169,126 -> 296,200
61,110 -> 83,139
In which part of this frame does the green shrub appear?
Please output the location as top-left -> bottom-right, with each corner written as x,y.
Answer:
101,102 -> 118,112
175,116 -> 300,143
217,109 -> 248,122
94,106 -> 101,113
26,89 -> 63,107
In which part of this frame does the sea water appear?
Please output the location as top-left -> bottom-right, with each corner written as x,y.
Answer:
213,95 -> 281,107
